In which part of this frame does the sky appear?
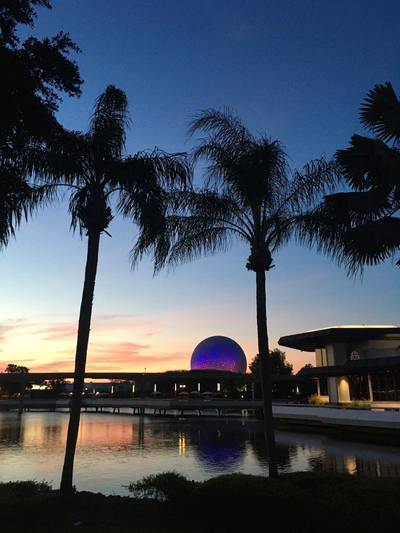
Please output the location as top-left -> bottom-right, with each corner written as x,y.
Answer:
1,0 -> 400,374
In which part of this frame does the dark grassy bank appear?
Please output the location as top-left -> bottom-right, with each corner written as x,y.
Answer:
2,472 -> 400,532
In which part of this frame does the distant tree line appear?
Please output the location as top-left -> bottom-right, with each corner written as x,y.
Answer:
249,349 -> 293,376
0,364 -> 66,397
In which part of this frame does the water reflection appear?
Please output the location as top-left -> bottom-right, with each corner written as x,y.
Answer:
0,412 -> 400,495
0,413 -> 25,445
189,420 -> 245,470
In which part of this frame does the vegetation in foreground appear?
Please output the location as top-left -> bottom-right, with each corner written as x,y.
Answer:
2,472 -> 400,532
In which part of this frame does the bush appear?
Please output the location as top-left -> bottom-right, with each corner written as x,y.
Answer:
0,480 -> 51,499
0,480 -> 54,529
308,394 -> 327,405
347,400 -> 371,409
2,474 -> 400,532
128,471 -> 195,502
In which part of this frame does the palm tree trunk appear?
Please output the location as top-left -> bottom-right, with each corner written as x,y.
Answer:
60,230 -> 101,496
255,270 -> 277,477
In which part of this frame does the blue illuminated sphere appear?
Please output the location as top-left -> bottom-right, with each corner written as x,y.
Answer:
190,336 -> 247,374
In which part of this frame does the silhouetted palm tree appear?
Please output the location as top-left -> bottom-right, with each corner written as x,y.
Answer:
299,82 -> 400,274
34,85 -> 190,495
143,109 -> 335,476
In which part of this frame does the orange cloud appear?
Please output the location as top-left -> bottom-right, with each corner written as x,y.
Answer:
0,315 -> 313,374
33,324 -> 77,341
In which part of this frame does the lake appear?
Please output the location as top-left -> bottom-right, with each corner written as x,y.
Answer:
1,411 -> 399,495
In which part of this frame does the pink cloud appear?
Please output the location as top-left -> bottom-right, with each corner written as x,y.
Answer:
91,341 -> 149,354
0,319 -> 30,340
32,352 -> 187,372
33,359 -> 76,372
33,324 -> 77,341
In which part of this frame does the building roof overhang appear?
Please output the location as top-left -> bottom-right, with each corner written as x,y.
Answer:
299,355 -> 400,377
278,325 -> 400,352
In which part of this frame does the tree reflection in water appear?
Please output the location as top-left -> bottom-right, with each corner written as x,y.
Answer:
0,413 -> 25,445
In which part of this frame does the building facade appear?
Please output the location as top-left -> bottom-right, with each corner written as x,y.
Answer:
279,325 -> 400,404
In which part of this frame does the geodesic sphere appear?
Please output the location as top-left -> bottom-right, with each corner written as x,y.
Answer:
190,336 -> 247,374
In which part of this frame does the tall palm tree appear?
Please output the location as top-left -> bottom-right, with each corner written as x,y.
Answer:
138,109 -> 336,476
299,82 -> 400,274
34,85 -> 191,495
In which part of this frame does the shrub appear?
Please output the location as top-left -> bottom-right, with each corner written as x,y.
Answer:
308,394 -> 327,405
347,400 -> 371,409
128,471 -> 195,502
0,480 -> 52,499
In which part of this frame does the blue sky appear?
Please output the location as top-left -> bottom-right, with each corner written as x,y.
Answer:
2,0 -> 399,372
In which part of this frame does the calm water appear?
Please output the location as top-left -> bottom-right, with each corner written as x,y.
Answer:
1,411 -> 400,495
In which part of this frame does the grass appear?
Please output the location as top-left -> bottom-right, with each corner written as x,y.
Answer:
2,472 -> 400,532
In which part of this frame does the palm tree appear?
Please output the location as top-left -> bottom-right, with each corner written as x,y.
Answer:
140,108 -> 336,476
299,82 -> 400,274
34,85 -> 191,495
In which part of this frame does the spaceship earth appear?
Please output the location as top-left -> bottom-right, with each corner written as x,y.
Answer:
190,336 -> 247,374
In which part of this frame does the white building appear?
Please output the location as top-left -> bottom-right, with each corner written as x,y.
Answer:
279,325 -> 400,404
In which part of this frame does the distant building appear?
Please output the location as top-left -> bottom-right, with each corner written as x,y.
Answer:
279,325 -> 400,404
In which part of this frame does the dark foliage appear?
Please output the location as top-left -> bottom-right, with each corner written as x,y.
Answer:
249,349 -> 293,375
4,363 -> 29,373
0,0 -> 82,248
151,108 -> 337,274
3,473 -> 400,532
1,363 -> 30,396
298,82 -> 400,274
127,471 -> 400,533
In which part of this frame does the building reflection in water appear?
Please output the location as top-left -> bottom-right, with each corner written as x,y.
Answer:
188,420 -> 245,470
277,430 -> 400,478
178,433 -> 186,456
1,412 -> 400,494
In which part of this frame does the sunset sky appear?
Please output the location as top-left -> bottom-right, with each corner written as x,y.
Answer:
1,0 -> 400,374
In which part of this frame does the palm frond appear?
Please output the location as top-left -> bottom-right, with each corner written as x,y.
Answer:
360,82 -> 400,144
324,189 -> 393,223
169,189 -> 253,239
188,108 -> 252,150
28,129 -> 89,186
263,212 -> 293,252
336,135 -> 400,191
284,158 -> 341,214
90,85 -> 130,163
131,186 -> 252,273
166,225 -> 235,270
226,138 -> 289,208
109,149 -> 191,192
0,164 -> 54,248
191,140 -> 233,185
342,217 -> 400,271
